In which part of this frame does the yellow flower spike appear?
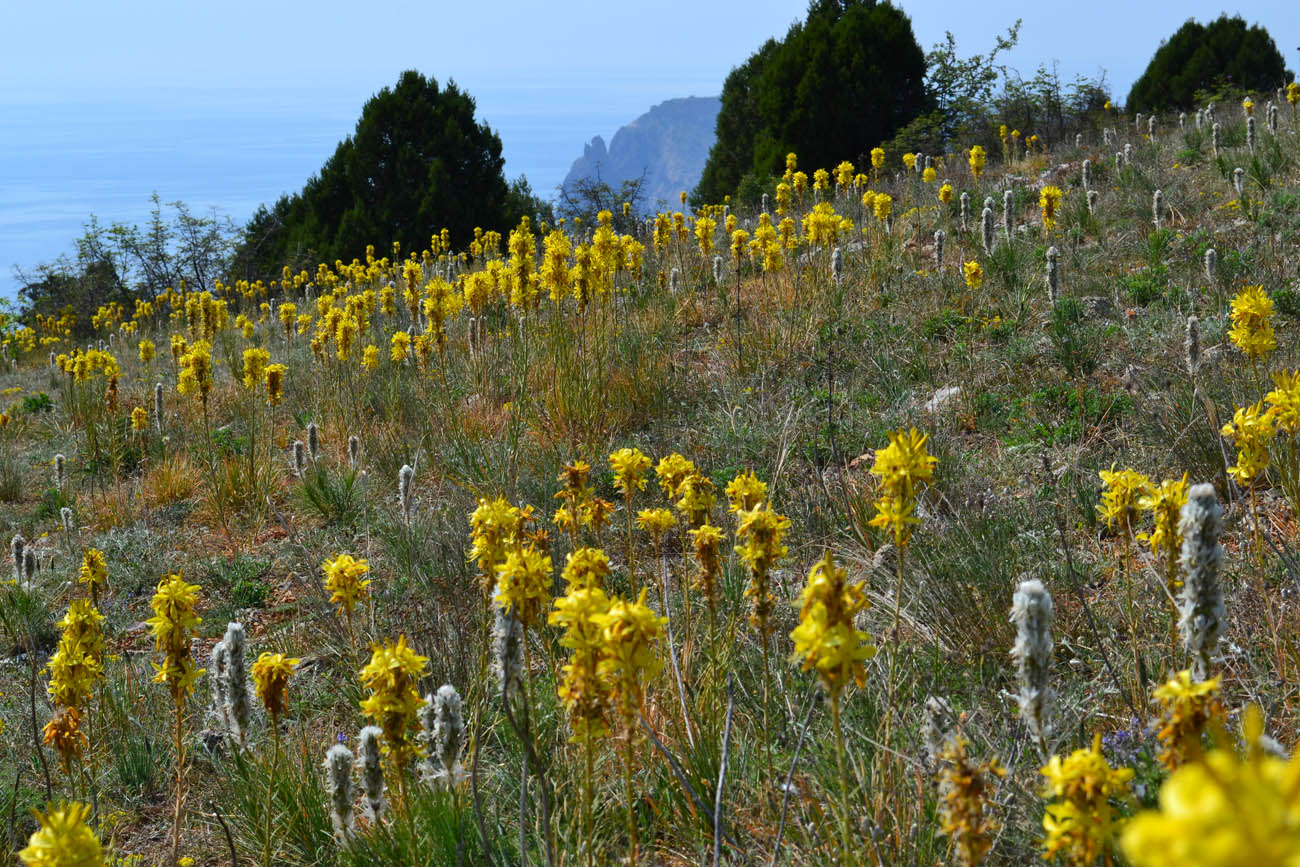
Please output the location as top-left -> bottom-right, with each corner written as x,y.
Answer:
146,572 -> 204,702
18,801 -> 103,867
654,454 -> 696,499
609,447 -> 652,498
790,552 -> 876,694
1040,734 -> 1134,864
1152,670 -> 1224,770
241,347 -> 269,390
78,549 -> 108,595
725,469 -> 767,513
1265,369 -> 1300,434
962,260 -> 983,290
1097,466 -> 1153,534
251,652 -> 299,718
968,145 -> 987,178
1039,185 -> 1064,231
494,544 -> 553,629
1221,401 -> 1276,486
264,363 -> 287,406
1228,285 -> 1276,360
322,553 -> 372,616
130,406 -> 148,432
561,547 -> 612,593
358,635 -> 428,770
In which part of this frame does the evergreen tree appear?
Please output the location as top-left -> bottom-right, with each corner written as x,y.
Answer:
695,0 -> 928,205
241,70 -> 522,274
1127,15 -> 1292,113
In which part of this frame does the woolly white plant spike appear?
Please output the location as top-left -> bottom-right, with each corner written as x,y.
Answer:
959,192 -> 970,233
921,695 -> 956,773
1081,158 -> 1091,192
1268,103 -> 1279,135
154,383 -> 164,432
1179,112 -> 1186,130
307,422 -> 321,463
399,464 -> 414,524
1246,116 -> 1256,154
830,247 -> 843,288
669,267 -> 681,294
210,641 -> 231,736
1177,483 -> 1224,681
23,549 -> 36,584
1195,109 -> 1204,130
493,606 -> 524,703
292,441 -> 307,478
1075,132 -> 1083,148
1002,189 -> 1014,240
1087,190 -> 1100,215
11,534 -> 24,582
49,351 -> 56,369
1010,579 -> 1054,749
933,230 -> 945,272
1046,246 -> 1060,305
980,207 -> 995,255
1148,115 -> 1156,138
420,684 -> 466,788
1152,189 -> 1164,230
348,435 -> 360,471
1211,122 -> 1221,156
1233,167 -> 1244,197
1185,315 -> 1201,378
1123,143 -> 1133,166
1204,248 -> 1217,285
222,622 -> 251,749
761,192 -> 770,216
60,507 -> 74,535
358,726 -> 386,821
54,453 -> 66,491
326,744 -> 356,843
1134,112 -> 1143,133
712,256 -> 724,286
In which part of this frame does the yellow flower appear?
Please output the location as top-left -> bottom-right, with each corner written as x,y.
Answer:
938,737 -> 1005,867
636,507 -> 675,542
1122,706 -> 1300,867
321,553 -> 371,616
362,344 -> 379,371
78,549 -> 108,594
264,363 -> 286,406
609,447 -> 652,498
834,160 -> 855,188
358,635 -> 428,768
1288,83 -> 1300,107
592,588 -> 666,719
1039,185 -> 1064,230
654,454 -> 696,499
176,341 -> 212,402
730,229 -> 749,264
549,585 -> 612,742
138,339 -> 155,364
790,552 -> 875,694
242,347 -> 269,390
870,147 -> 885,169
495,544 -> 553,629
1097,466 -> 1153,534
675,472 -> 716,528
963,260 -> 983,290
1242,97 -> 1254,116
812,168 -> 830,191
1228,284 -> 1276,359
725,469 -> 767,513
868,428 -> 937,549
736,504 -> 791,629
146,572 -> 204,702
1221,401 -> 1276,486
968,145 -> 987,178
922,167 -> 937,183
1152,670 -> 1223,770
939,183 -> 954,204
1266,369 -> 1300,434
873,193 -> 892,222
687,522 -> 724,602
43,705 -> 87,772
561,547 -> 612,592
18,801 -> 103,867
390,330 -> 411,362
1041,734 -> 1134,864
131,406 -> 148,432
251,652 -> 299,718
1137,474 -> 1190,590
902,152 -> 917,170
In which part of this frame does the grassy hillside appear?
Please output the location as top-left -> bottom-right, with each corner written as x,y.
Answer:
3,95 -> 1300,865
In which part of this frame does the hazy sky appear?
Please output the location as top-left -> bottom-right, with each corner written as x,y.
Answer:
5,1 -> 1294,109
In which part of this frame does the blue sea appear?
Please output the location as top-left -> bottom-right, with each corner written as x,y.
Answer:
1,80 -> 691,301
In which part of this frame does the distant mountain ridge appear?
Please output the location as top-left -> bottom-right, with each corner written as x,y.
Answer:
561,96 -> 720,213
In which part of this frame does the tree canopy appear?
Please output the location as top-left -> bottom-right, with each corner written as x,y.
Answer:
1126,15 -> 1292,113
694,0 -> 928,205
240,70 -> 533,276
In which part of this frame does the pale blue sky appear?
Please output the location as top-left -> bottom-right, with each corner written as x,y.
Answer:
1,1 -> 1294,296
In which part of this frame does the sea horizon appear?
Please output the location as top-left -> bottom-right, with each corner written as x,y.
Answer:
1,78 -> 718,302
